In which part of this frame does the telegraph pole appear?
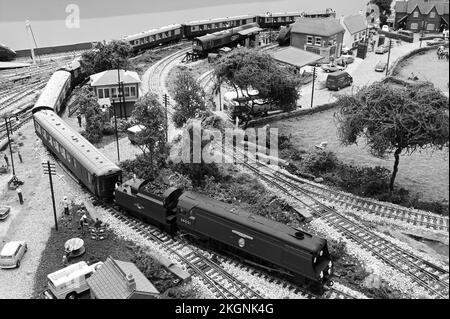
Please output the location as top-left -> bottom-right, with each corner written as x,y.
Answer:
311,66 -> 317,108
111,101 -> 120,163
4,117 -> 16,176
163,94 -> 169,142
385,39 -> 392,76
42,160 -> 58,231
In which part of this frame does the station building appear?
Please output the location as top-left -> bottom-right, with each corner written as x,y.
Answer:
290,17 -> 345,63
90,69 -> 141,119
394,0 -> 449,32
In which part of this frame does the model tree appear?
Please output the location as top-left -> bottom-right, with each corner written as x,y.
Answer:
172,69 -> 207,128
81,40 -> 132,75
370,0 -> 393,25
213,48 -> 300,126
131,92 -> 168,172
75,86 -> 105,143
335,81 -> 449,192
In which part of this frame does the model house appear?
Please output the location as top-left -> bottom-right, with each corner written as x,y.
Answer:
394,0 -> 449,32
290,17 -> 345,63
340,14 -> 368,49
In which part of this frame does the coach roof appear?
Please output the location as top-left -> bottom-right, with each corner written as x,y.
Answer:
34,110 -> 120,176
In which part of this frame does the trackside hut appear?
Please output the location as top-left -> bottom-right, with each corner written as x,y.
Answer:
87,257 -> 159,299
272,46 -> 324,73
90,70 -> 141,118
290,17 -> 345,63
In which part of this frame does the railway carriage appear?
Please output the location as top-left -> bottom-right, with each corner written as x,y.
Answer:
32,70 -> 72,114
170,190 -> 333,287
58,57 -> 85,87
257,12 -> 301,29
184,15 -> 257,39
125,24 -> 183,52
33,110 -> 121,199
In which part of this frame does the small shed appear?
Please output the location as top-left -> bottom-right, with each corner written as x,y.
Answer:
87,257 -> 159,299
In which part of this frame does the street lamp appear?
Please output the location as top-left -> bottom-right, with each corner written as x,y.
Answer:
4,115 -> 20,176
266,12 -> 273,44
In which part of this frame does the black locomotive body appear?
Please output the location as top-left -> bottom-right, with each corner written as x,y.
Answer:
114,179 -> 178,233
114,178 -> 334,288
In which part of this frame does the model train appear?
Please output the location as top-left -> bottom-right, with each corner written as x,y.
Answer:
115,178 -> 334,289
30,9 -> 335,289
32,58 -> 122,200
123,10 -> 336,53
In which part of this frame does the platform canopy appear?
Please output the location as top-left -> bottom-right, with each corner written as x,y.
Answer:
271,46 -> 324,68
238,26 -> 263,36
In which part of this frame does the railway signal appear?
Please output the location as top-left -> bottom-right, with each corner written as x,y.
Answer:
385,39 -> 393,76
311,66 -> 317,108
42,160 -> 58,231
163,94 -> 169,142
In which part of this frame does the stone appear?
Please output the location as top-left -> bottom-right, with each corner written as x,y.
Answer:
363,273 -> 382,289
314,177 -> 324,183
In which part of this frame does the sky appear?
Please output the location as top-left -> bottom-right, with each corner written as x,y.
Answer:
0,0 -> 368,50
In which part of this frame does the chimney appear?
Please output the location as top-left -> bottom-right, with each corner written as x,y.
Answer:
126,273 -> 136,291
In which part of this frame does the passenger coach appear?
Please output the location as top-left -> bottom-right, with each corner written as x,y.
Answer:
33,110 -> 122,199
125,24 -> 183,52
32,70 -> 72,114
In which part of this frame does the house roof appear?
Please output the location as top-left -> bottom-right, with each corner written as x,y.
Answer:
291,17 -> 345,37
342,14 -> 367,34
395,0 -> 449,15
90,69 -> 141,87
87,257 -> 159,299
272,46 -> 324,68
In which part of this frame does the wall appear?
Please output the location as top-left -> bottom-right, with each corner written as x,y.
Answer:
15,42 -> 93,58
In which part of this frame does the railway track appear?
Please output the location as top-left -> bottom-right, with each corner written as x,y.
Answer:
234,158 -> 449,299
275,170 -> 449,233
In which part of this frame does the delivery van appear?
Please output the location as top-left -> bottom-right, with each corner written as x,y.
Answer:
326,71 -> 353,91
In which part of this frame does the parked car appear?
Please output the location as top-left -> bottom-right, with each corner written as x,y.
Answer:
321,64 -> 344,73
326,71 -> 353,91
0,241 -> 27,269
381,25 -> 390,32
0,206 -> 10,220
426,38 -> 447,46
375,61 -> 387,72
127,125 -> 146,144
375,45 -> 389,54
341,46 -> 352,55
336,55 -> 355,66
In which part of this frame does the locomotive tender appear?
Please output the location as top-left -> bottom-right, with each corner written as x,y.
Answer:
114,179 -> 334,288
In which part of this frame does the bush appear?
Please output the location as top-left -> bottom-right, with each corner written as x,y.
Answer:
328,240 -> 347,261
302,150 -> 338,174
81,130 -> 102,143
120,154 -> 159,180
102,123 -> 115,135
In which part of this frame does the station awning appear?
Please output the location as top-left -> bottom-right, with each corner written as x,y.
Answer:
271,46 -> 324,68
238,27 -> 263,36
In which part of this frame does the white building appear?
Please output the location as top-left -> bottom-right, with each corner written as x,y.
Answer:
340,14 -> 369,49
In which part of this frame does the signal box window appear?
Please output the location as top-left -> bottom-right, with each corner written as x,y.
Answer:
315,37 -> 322,46
307,36 -> 313,45
98,89 -> 104,99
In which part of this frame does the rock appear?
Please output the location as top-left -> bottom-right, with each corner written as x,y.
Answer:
314,177 -> 324,183
363,273 -> 382,289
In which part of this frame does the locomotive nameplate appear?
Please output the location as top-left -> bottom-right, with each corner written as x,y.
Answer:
180,217 -> 192,225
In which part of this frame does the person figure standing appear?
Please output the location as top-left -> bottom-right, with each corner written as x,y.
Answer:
62,196 -> 70,215
17,187 -> 24,204
4,154 -> 9,168
18,151 -> 23,163
77,114 -> 82,128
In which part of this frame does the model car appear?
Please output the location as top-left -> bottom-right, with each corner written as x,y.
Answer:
0,241 -> 27,269
426,38 -> 447,46
0,206 -> 10,220
321,64 -> 344,73
375,61 -> 387,72
381,25 -> 390,32
375,45 -> 389,54
336,55 -> 355,66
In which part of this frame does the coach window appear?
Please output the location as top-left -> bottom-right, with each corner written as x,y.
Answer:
207,24 -> 211,29
171,30 -> 175,36
281,17 -> 286,22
